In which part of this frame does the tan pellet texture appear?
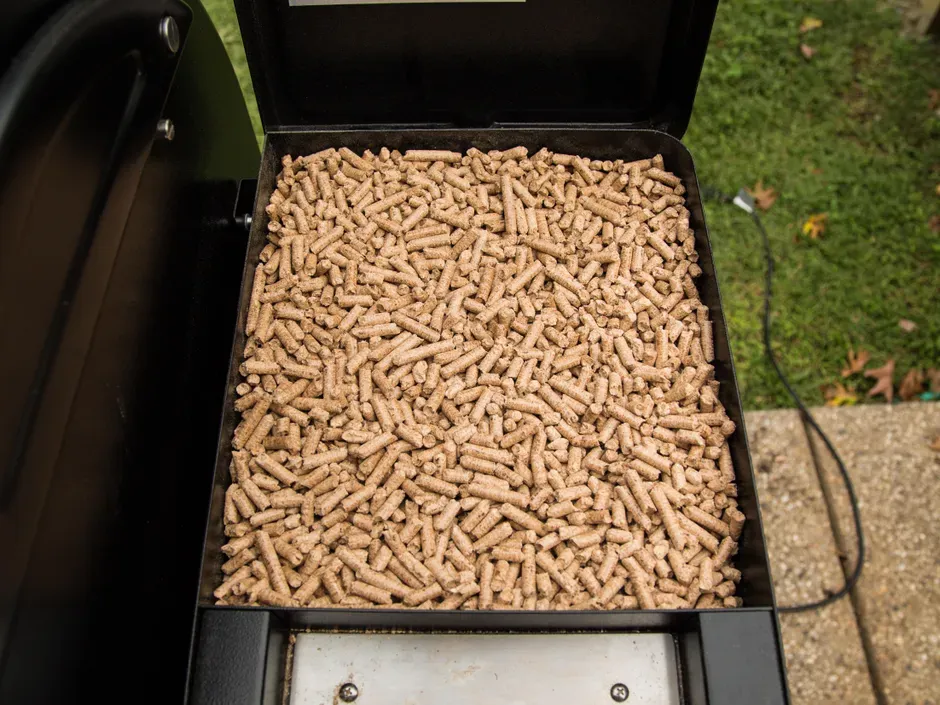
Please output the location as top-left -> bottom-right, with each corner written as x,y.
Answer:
215,146 -> 745,611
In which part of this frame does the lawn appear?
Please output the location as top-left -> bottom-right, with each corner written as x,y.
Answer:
202,0 -> 939,410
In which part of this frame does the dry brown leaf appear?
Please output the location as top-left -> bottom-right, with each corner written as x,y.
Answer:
929,214 -> 940,233
800,44 -> 816,60
822,382 -> 858,407
864,359 -> 895,403
898,319 -> 918,333
747,180 -> 778,211
899,369 -> 925,401
928,368 -> 940,394
841,347 -> 871,377
800,16 -> 824,33
801,212 -> 828,239
930,435 -> 940,452
930,89 -> 940,112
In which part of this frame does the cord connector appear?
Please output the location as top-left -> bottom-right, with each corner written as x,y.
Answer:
732,188 -> 755,214
704,185 -> 865,615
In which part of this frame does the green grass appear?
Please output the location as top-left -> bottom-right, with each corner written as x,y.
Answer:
686,0 -> 939,408
202,0 -> 262,140
202,0 -> 939,409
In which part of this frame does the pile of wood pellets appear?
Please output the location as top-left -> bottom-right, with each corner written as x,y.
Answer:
214,146 -> 747,611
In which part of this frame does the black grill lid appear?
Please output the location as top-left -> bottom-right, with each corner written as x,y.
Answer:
234,0 -> 718,137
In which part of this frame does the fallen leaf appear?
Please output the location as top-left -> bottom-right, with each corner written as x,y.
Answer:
930,435 -> 940,452
801,212 -> 828,239
928,368 -> 940,393
864,359 -> 895,403
747,180 -> 778,211
822,382 -> 858,407
800,16 -> 824,33
930,214 -> 940,233
800,44 -> 816,60
930,89 -> 940,112
899,369 -> 925,401
898,319 -> 918,333
841,347 -> 871,377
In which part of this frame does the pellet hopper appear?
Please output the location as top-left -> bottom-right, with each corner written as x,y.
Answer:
0,0 -> 789,703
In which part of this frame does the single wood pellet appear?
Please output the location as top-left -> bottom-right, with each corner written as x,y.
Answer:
215,146 -> 746,611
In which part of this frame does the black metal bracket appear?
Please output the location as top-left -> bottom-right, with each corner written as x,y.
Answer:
189,607 -> 788,705
190,609 -> 288,705
0,0 -> 191,507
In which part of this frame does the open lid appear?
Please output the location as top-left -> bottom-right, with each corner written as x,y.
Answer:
234,0 -> 718,137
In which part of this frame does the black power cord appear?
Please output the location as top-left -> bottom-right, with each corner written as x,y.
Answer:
702,186 -> 865,614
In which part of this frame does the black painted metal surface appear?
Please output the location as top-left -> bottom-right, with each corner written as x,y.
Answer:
0,0 -> 68,74
233,0 -> 719,136
190,609 -> 287,705
0,0 -> 188,509
0,0 -> 259,701
698,610 -> 788,705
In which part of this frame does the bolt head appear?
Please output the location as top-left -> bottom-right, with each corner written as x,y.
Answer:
610,683 -> 629,702
156,119 -> 175,141
338,683 -> 359,702
159,16 -> 180,54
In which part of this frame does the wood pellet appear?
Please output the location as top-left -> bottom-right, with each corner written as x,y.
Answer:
215,146 -> 746,611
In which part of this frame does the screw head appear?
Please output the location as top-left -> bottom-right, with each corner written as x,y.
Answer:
610,683 -> 629,702
156,119 -> 175,141
338,683 -> 359,702
159,16 -> 180,54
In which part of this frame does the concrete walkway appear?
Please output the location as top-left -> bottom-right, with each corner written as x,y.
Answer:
746,403 -> 940,705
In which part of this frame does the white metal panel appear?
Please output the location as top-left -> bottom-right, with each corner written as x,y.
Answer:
290,632 -> 680,705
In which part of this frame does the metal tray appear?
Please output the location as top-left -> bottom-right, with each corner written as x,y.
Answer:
197,127 -> 776,627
